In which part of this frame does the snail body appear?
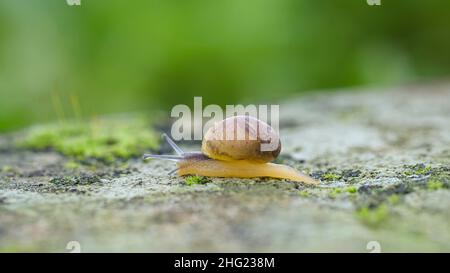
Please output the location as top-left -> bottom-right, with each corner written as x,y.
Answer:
144,116 -> 318,184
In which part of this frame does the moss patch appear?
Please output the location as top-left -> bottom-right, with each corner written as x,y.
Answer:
404,164 -> 432,176
185,175 -> 210,186
1,165 -> 15,173
346,186 -> 358,194
18,115 -> 159,162
298,190 -> 310,197
0,244 -> 42,253
326,186 -> 360,199
328,188 -> 343,199
322,173 -> 342,181
64,161 -> 81,170
356,204 -> 390,228
427,179 -> 445,190
387,194 -> 400,205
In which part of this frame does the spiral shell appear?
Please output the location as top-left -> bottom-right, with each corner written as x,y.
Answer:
201,115 -> 281,163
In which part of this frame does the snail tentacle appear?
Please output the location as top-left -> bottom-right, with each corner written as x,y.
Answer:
142,154 -> 183,161
143,136 -> 206,162
167,167 -> 179,175
142,134 -> 186,161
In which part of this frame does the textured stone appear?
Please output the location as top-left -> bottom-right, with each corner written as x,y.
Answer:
0,84 -> 449,252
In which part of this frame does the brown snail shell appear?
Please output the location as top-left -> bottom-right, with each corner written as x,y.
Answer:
201,115 -> 281,163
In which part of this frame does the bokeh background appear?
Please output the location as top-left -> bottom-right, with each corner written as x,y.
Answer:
0,0 -> 449,132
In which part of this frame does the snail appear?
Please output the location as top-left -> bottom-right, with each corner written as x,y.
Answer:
143,115 -> 318,184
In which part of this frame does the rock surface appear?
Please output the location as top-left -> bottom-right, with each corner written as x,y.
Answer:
1,84 -> 449,252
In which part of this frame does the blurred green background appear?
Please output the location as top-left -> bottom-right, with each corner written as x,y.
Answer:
0,0 -> 449,132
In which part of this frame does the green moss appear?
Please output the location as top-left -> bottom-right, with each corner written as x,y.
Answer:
299,191 -> 310,197
1,165 -> 14,173
0,245 -> 41,253
328,188 -> 343,198
322,173 -> 342,181
185,175 -> 210,186
427,179 -> 445,190
403,171 -> 412,176
346,186 -> 358,194
416,166 -> 432,175
18,115 -> 159,162
387,194 -> 400,205
64,161 -> 81,170
356,204 -> 389,227
404,164 -> 432,176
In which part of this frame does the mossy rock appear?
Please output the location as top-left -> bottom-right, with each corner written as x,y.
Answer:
1,85 -> 450,252
17,115 -> 159,162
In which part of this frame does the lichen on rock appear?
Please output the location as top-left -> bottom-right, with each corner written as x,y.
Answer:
1,85 -> 450,252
